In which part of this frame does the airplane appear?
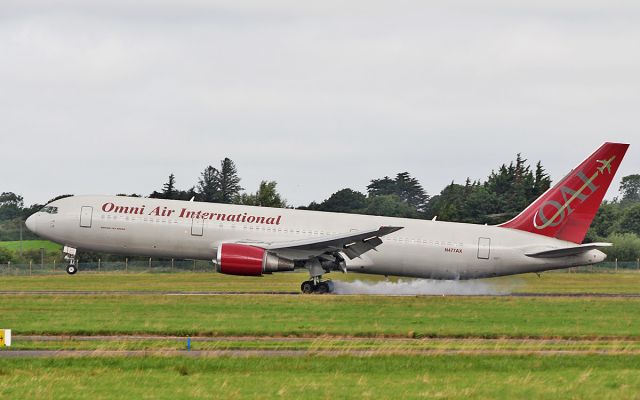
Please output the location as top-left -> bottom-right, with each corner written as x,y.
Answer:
25,142 -> 629,294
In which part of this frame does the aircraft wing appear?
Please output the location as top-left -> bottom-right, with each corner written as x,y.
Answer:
233,226 -> 403,260
525,242 -> 612,258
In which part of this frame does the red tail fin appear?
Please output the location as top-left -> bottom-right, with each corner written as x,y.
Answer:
499,142 -> 629,243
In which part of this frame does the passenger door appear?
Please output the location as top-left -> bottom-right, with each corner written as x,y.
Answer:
80,206 -> 93,228
477,237 -> 491,259
191,217 -> 204,236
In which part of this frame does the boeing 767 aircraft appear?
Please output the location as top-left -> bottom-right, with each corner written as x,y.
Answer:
26,142 -> 628,293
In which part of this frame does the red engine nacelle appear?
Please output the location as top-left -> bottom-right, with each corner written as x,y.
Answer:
215,243 -> 295,276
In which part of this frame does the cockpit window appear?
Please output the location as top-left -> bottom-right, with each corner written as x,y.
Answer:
41,206 -> 58,214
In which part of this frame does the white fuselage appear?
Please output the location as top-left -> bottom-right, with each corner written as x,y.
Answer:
26,195 -> 605,279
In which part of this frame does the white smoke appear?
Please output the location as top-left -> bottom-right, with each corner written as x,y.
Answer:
331,278 -> 512,295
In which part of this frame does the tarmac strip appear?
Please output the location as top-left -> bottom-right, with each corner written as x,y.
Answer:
0,290 -> 298,296
0,291 -> 638,297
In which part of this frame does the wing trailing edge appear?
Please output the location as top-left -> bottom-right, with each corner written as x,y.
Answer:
232,226 -> 403,260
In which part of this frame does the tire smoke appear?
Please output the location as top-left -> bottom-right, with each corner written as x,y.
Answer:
331,278 -> 513,295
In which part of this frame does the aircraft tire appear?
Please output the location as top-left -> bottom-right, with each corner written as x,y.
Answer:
66,265 -> 77,275
301,281 -> 315,294
316,282 -> 329,294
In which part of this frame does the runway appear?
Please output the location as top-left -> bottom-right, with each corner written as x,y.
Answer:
0,290 -> 299,296
0,290 -> 638,297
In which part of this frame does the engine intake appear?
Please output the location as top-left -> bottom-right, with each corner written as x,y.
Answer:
215,243 -> 295,276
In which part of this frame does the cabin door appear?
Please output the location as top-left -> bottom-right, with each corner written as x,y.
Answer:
191,218 -> 204,236
80,206 -> 93,228
477,237 -> 491,259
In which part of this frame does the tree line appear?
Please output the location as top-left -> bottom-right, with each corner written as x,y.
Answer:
1,154 -> 639,263
145,158 -> 286,208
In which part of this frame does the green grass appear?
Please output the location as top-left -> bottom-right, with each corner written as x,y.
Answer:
0,240 -> 62,252
512,271 -> 640,294
1,294 -> 639,338
0,355 -> 639,399
0,273 -> 639,338
2,273 -> 639,399
9,337 -> 640,353
1,271 -> 640,294
0,272 -> 303,292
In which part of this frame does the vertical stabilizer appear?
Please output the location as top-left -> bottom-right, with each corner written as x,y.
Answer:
499,142 -> 629,243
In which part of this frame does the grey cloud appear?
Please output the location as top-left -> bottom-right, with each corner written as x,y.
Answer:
0,1 -> 638,206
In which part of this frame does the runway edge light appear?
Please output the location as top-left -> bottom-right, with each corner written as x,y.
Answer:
0,329 -> 11,347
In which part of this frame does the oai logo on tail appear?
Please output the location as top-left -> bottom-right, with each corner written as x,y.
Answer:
532,156 -> 616,230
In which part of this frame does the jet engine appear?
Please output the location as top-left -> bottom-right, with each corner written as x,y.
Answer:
215,243 -> 295,276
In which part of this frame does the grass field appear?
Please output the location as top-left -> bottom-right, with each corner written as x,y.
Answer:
0,240 -> 62,252
1,270 -> 640,293
9,336 -> 640,353
0,273 -> 639,338
1,294 -> 639,338
1,355 -> 639,399
1,272 -> 640,399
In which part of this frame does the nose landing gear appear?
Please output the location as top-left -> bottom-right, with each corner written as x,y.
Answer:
63,246 -> 78,275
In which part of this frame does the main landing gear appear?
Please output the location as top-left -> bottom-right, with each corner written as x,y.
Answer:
299,256 -> 343,294
63,246 -> 78,275
300,279 -> 334,294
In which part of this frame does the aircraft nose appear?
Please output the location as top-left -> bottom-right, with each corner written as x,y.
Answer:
25,214 -> 37,233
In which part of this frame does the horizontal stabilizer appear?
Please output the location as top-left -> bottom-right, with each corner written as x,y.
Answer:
525,243 -> 612,258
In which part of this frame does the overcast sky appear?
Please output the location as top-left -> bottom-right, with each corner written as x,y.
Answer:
1,1 -> 638,207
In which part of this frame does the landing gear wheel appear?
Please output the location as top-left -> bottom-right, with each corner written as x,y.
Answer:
66,264 -> 77,275
301,281 -> 315,294
300,280 -> 333,294
316,282 -> 330,294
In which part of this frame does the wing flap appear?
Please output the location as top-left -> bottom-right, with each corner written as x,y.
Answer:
343,236 -> 383,259
233,226 -> 402,260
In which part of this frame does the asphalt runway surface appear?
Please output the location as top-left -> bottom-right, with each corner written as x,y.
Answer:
0,290 -> 638,297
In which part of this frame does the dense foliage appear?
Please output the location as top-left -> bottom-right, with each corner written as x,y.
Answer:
1,156 -> 639,261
